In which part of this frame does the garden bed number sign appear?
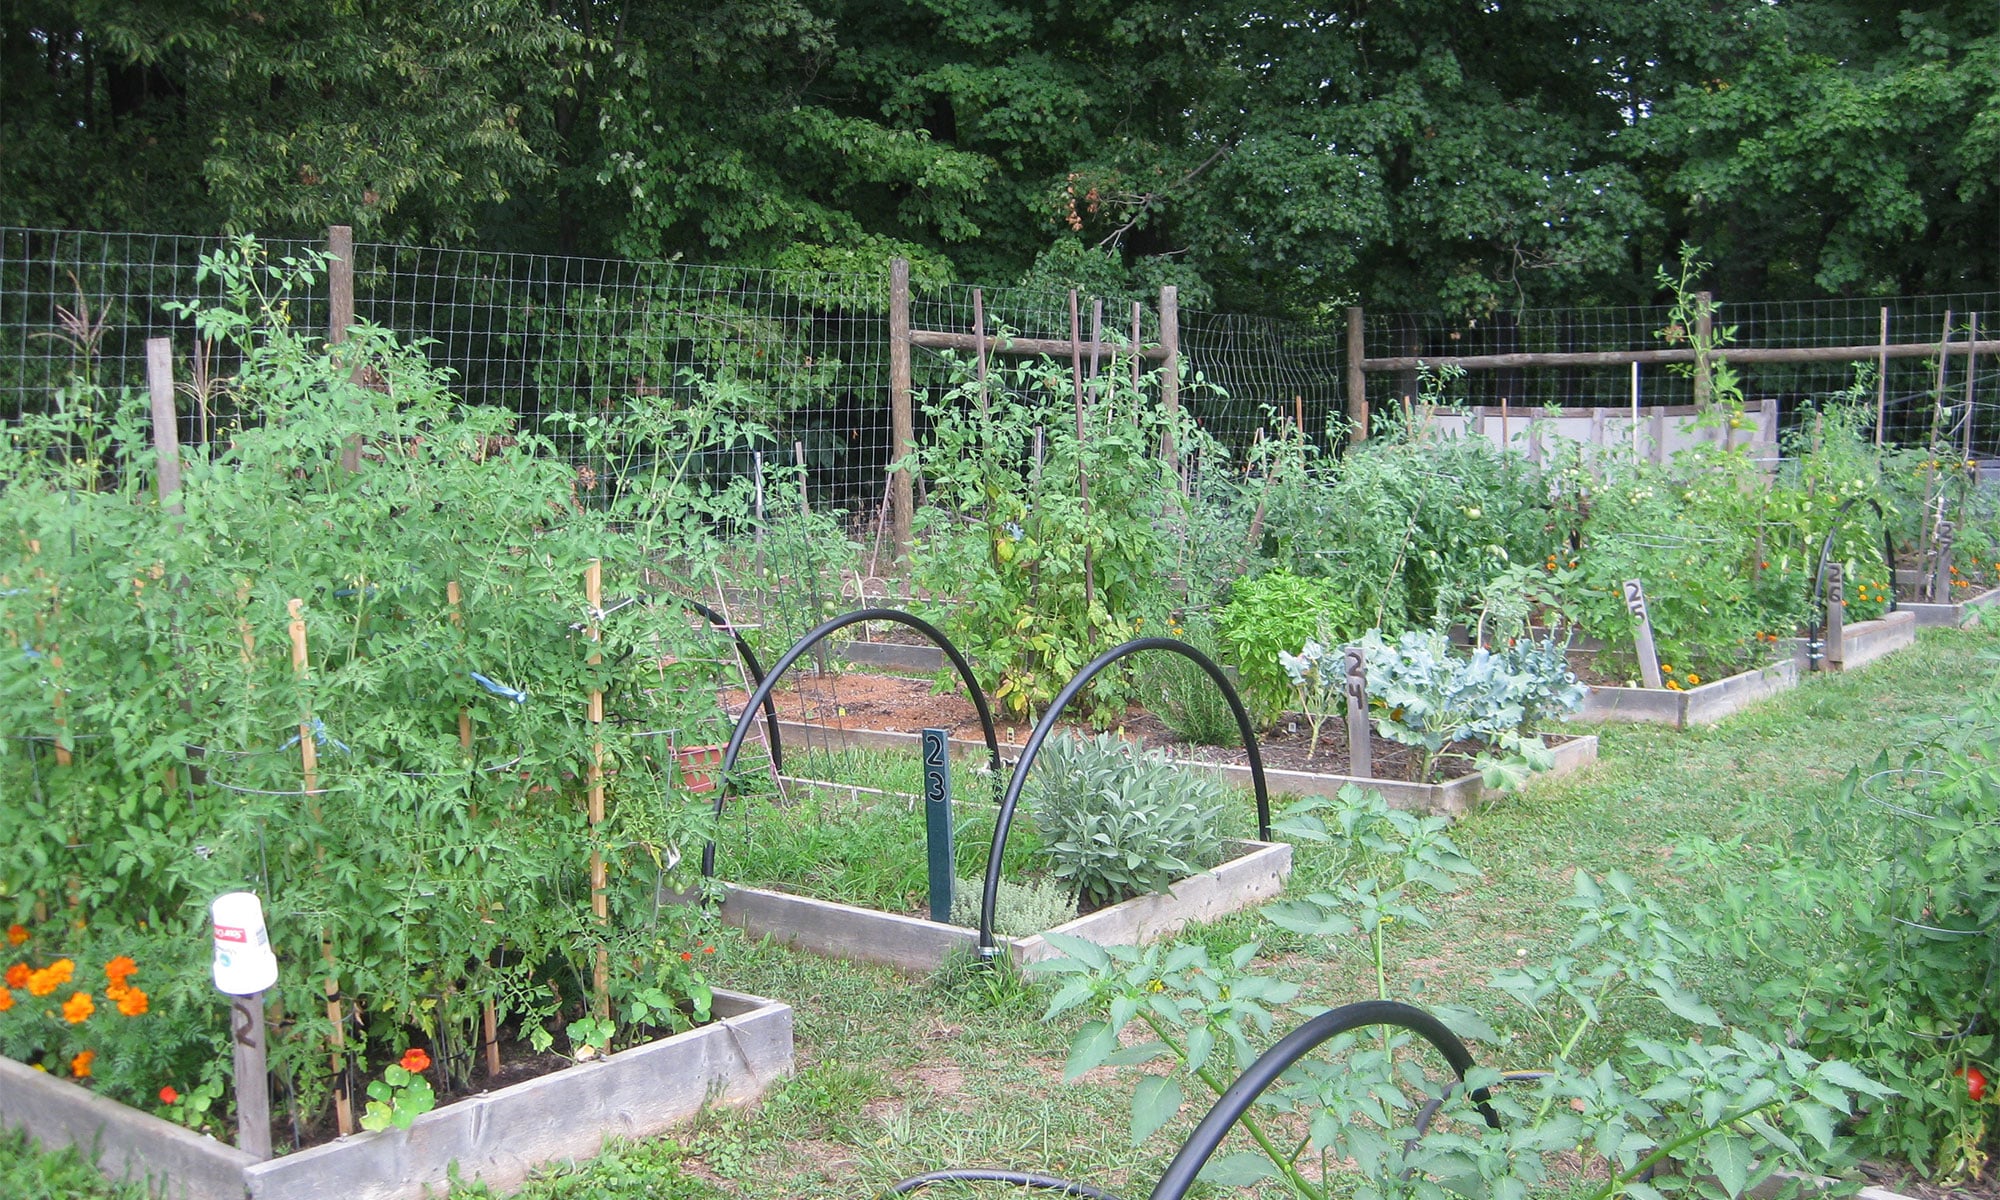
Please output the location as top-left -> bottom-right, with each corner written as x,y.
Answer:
1623,579 -> 1665,689
923,728 -> 953,922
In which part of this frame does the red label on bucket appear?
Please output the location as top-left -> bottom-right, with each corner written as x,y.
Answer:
214,924 -> 248,943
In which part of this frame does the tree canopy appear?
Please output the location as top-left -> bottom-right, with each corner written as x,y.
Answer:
3,0 -> 1993,316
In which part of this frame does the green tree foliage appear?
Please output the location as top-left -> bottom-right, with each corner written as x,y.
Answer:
2,0 -> 1994,314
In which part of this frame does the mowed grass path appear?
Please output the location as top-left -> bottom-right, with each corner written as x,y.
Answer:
9,621 -> 1992,1199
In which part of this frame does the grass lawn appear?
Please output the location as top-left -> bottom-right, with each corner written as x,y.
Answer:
6,621 -> 1991,1199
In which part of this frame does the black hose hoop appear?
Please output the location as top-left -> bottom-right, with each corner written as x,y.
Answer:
680,598 -> 784,773
1808,496 -> 1897,672
886,1170 -> 1125,1199
700,608 -> 1003,880
978,637 -> 1269,960
1147,1000 -> 1500,1200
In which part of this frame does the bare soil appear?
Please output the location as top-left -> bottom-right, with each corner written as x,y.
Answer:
723,668 -> 1579,785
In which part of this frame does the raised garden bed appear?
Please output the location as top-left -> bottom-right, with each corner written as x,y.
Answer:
1892,578 -> 2000,626
1783,608 -> 1918,673
717,838 -> 1291,973
737,661 -> 1598,818
1575,656 -> 1799,727
0,989 -> 792,1200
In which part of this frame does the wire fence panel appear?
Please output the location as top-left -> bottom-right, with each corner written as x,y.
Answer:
6,225 -> 2000,526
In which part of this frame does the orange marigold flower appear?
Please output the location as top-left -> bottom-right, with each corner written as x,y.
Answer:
116,986 -> 148,1017
0,989 -> 13,1012
702,945 -> 715,954
399,1048 -> 431,1073
103,956 -> 138,986
5,962 -> 27,988
70,1049 -> 94,1078
1686,674 -> 1701,686
106,981 -> 128,1003
680,951 -> 693,961
62,991 -> 94,1024
6,924 -> 26,946
27,960 -> 73,997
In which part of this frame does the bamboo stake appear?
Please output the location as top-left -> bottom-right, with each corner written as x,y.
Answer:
584,561 -> 609,1022
290,598 -> 353,1136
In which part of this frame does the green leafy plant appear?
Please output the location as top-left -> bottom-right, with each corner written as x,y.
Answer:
902,345 -> 1208,723
948,874 -> 1078,939
1218,569 -> 1361,726
1357,628 -> 1583,784
1035,813 -> 1890,1200
1137,613 -> 1246,747
1025,733 -> 1227,911
359,1047 -> 437,1132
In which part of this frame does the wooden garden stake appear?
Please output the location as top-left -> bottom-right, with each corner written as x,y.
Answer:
290,599 -> 353,1136
1823,562 -> 1845,671
585,560 -> 610,1022
794,440 -> 812,519
1069,290 -> 1094,616
231,994 -> 273,1159
1343,645 -> 1371,779
1630,362 -> 1641,463
446,580 -> 501,1076
971,287 -> 990,418
921,729 -> 954,923
1622,580 -> 1664,689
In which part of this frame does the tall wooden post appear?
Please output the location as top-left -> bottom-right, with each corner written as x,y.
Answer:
1963,313 -> 1980,460
145,338 -> 182,514
1346,306 -> 1368,445
1874,307 -> 1890,446
888,259 -> 914,560
584,561 -> 609,1021
1692,290 -> 1714,412
328,226 -> 361,472
1159,285 -> 1181,474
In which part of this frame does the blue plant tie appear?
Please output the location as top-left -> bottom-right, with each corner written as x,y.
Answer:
281,717 -> 351,754
21,643 -> 43,660
470,671 -> 529,704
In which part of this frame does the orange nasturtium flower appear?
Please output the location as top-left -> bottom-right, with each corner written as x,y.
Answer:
5,962 -> 27,988
63,991 -> 95,1024
399,1048 -> 432,1073
160,1085 -> 180,1104
70,1049 -> 94,1078
116,986 -> 149,1017
104,956 -> 138,986
6,924 -> 27,946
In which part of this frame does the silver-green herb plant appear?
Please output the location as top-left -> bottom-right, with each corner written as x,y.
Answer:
1026,732 -> 1228,911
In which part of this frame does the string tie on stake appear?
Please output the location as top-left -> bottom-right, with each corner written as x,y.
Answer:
469,671 -> 529,704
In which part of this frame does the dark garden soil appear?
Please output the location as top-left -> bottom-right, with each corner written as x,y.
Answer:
721,669 -> 1579,785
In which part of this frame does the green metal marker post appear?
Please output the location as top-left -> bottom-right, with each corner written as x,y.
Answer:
922,727 -> 954,922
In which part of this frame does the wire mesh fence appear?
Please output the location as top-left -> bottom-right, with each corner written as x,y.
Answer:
6,224 -> 1999,519
1361,293 -> 2000,456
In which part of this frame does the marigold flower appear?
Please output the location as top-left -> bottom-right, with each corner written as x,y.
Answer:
399,1047 -> 431,1073
5,963 -> 27,988
702,945 -> 715,954
106,981 -> 128,1003
70,1049 -> 94,1078
6,925 -> 26,946
160,1086 -> 180,1104
116,986 -> 149,1017
680,951 -> 693,961
62,991 -> 94,1024
1686,674 -> 1701,686
0,989 -> 13,1012
27,959 -> 74,997
104,956 -> 137,986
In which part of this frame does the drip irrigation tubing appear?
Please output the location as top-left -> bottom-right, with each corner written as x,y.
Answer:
978,636 -> 1268,960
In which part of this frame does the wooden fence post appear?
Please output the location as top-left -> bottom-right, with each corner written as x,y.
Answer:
1346,306 -> 1367,446
145,338 -> 182,515
888,259 -> 913,560
328,226 -> 361,473
1159,285 -> 1181,473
